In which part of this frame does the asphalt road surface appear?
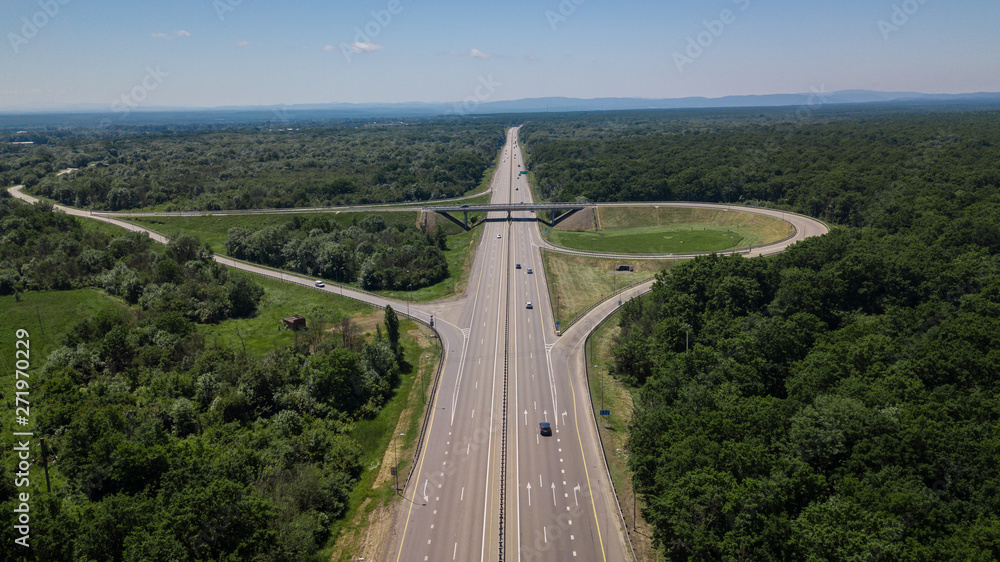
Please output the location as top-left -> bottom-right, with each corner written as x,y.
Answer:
384,128 -> 632,561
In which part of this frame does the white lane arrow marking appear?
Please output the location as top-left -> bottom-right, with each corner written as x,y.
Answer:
526,483 -> 532,506
524,410 -> 528,425
561,411 -> 568,426
423,480 -> 429,503
573,483 -> 582,507
551,482 -> 557,506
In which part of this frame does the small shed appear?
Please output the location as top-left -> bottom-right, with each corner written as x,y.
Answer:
282,314 -> 307,330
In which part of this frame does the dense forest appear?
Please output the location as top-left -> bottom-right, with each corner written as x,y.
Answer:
571,108 -> 1000,559
7,118 -> 508,211
0,199 -> 410,560
225,213 -> 449,291
520,105 -> 1000,227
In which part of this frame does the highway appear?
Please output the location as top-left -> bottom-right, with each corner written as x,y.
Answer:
385,127 -> 630,561
7,129 -> 830,561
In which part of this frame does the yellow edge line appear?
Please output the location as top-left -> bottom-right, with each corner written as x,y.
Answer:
571,366 -> 609,561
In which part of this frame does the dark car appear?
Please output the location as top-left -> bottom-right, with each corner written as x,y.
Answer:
516,263 -> 521,269
539,422 -> 552,436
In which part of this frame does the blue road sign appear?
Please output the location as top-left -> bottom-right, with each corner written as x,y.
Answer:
600,410 -> 610,416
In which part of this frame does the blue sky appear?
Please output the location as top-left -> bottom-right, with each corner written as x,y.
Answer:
2,0 -> 998,110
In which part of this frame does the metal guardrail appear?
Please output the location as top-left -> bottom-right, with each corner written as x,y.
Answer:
582,294 -> 651,562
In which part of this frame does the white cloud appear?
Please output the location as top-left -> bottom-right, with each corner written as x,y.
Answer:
323,45 -> 336,52
444,49 -> 499,59
237,40 -> 250,47
152,30 -> 191,40
351,42 -> 383,53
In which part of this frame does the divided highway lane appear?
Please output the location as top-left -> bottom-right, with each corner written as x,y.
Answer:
388,127 -> 632,561
504,136 -> 630,562
388,128 -> 521,561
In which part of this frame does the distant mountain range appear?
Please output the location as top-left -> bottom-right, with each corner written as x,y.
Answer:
3,90 -> 999,123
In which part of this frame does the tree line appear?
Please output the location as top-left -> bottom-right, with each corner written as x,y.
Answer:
0,198 -> 414,560
13,118 -> 508,211
225,213 -> 449,291
584,107 -> 1000,559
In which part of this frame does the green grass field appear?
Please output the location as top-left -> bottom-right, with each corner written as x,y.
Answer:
545,205 -> 794,254
0,289 -> 125,373
541,250 -> 681,330
196,273 -> 374,355
548,224 -> 743,253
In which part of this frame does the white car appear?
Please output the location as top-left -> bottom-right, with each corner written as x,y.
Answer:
315,280 -> 325,287
497,233 -> 501,238
526,301 -> 533,309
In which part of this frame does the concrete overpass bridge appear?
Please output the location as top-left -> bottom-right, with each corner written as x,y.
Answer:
424,202 -> 588,229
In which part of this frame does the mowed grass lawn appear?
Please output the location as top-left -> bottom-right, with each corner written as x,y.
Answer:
548,224 -> 743,253
544,205 -> 795,254
541,251 -> 681,330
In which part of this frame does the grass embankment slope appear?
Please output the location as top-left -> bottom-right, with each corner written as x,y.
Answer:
546,206 -> 793,254
541,252 -> 677,330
